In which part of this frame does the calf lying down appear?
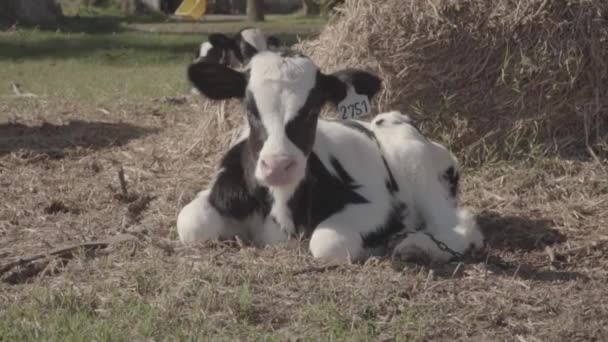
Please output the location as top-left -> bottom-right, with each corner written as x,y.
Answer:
177,51 -> 483,264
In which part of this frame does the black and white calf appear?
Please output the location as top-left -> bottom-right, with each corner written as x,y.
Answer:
177,51 -> 483,263
191,28 -> 280,95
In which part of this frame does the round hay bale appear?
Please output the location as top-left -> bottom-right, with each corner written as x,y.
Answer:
298,0 -> 608,164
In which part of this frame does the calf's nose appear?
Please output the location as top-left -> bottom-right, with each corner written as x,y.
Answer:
260,156 -> 296,184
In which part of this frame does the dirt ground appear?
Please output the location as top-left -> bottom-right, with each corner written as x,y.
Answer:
1,89 -> 607,340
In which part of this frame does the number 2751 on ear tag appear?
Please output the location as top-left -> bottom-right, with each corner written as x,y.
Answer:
337,87 -> 371,120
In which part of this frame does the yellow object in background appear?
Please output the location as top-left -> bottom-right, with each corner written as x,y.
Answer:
175,0 -> 207,20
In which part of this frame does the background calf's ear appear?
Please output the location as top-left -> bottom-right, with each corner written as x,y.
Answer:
330,69 -> 382,101
188,61 -> 247,100
320,69 -> 382,105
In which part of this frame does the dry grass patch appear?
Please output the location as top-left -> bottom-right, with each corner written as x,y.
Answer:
1,95 -> 607,340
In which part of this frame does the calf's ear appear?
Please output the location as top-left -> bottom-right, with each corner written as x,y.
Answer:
319,69 -> 382,105
188,61 -> 247,100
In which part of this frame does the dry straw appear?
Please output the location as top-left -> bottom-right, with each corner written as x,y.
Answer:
298,0 -> 608,165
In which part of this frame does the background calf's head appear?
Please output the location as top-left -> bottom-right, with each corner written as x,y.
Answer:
194,28 -> 282,68
188,51 -> 382,189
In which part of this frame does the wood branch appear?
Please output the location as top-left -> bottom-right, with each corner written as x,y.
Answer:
118,165 -> 129,197
247,0 -> 264,22
0,234 -> 135,284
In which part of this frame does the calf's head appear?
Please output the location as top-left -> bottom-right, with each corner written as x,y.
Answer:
188,51 -> 382,189
194,28 -> 281,67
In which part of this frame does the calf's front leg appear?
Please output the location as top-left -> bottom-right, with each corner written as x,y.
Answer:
177,190 -> 241,243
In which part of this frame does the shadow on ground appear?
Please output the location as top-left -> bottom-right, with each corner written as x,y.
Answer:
477,210 -> 566,252
0,120 -> 157,157
472,210 -> 584,282
395,210 -> 588,282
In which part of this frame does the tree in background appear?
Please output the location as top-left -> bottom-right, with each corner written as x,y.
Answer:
302,0 -> 319,15
247,0 -> 264,22
301,0 -> 345,16
0,0 -> 63,27
117,0 -> 138,15
322,0 -> 345,15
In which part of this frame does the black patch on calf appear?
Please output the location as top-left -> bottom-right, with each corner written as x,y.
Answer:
331,69 -> 383,100
267,36 -> 281,49
288,153 -> 369,236
235,28 -> 279,65
205,33 -> 240,66
318,72 -> 347,106
381,156 -> 399,194
318,69 -> 381,107
200,32 -> 262,67
329,156 -> 358,185
285,84 -> 325,156
245,92 -> 268,158
230,33 -> 246,63
208,33 -> 234,48
285,113 -> 318,157
206,46 -> 231,65
209,141 -> 271,219
361,201 -> 408,248
188,61 -> 247,99
245,90 -> 261,118
338,120 -> 399,194
239,39 -> 258,62
443,166 -> 459,198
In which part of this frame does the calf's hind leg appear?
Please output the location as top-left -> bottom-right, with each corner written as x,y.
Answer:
393,208 -> 483,263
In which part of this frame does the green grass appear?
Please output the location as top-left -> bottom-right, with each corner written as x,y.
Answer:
0,11 -> 325,104
0,29 -> 202,103
0,287 -> 193,341
0,283 -> 426,341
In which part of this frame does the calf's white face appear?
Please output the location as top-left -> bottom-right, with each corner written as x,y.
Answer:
188,51 -> 382,189
246,52 -> 321,187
